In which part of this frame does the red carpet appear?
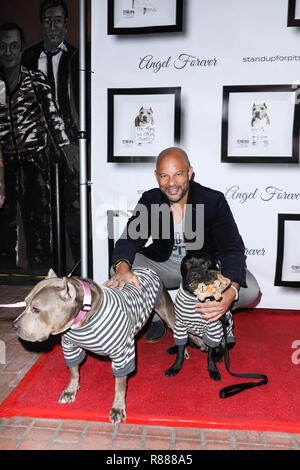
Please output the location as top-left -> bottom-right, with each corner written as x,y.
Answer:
1,309 -> 300,432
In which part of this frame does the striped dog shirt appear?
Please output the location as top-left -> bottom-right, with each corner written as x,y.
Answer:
174,284 -> 235,348
61,268 -> 163,377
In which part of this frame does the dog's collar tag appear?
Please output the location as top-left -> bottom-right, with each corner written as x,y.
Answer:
72,279 -> 92,326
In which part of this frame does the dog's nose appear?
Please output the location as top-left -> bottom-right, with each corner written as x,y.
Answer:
13,321 -> 18,331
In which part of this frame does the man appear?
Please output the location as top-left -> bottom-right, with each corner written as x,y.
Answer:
22,0 -> 79,142
0,22 -> 76,272
22,0 -> 80,271
105,147 -> 261,342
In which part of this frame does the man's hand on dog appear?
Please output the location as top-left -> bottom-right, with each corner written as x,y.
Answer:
196,284 -> 238,322
104,263 -> 141,291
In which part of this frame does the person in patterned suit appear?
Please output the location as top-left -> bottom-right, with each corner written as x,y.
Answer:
22,0 -> 79,143
0,22 -> 77,273
22,0 -> 80,271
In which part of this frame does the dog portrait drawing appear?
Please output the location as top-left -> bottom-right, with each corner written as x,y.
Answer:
134,106 -> 155,145
135,106 -> 154,127
251,102 -> 270,129
250,102 -> 270,146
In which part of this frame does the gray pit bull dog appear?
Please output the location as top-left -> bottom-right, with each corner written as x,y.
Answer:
13,267 -> 176,424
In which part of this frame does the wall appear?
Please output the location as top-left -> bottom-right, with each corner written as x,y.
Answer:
91,0 -> 300,309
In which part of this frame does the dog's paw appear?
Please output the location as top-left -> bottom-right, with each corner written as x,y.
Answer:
209,369 -> 221,382
109,407 -> 126,424
58,389 -> 78,404
165,366 -> 180,377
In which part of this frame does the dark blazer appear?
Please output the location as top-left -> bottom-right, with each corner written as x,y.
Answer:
22,41 -> 79,143
112,180 -> 247,287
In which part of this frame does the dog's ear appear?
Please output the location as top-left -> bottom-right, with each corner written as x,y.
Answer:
46,268 -> 58,279
60,277 -> 77,302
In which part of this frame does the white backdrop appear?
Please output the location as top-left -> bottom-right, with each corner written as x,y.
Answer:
91,0 -> 300,309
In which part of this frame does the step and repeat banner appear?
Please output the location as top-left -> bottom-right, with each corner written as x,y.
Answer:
91,0 -> 300,309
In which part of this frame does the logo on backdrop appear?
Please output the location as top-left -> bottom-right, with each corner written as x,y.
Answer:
244,248 -> 266,256
242,55 -> 300,65
225,185 -> 300,204
138,54 -> 218,73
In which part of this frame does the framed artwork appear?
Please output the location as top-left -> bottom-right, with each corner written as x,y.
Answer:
107,0 -> 183,35
221,85 -> 300,163
274,214 -> 300,287
287,0 -> 300,26
108,87 -> 181,163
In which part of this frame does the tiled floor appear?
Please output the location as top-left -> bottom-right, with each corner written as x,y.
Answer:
0,284 -> 299,451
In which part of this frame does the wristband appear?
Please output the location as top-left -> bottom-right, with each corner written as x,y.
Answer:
113,259 -> 131,272
230,285 -> 239,301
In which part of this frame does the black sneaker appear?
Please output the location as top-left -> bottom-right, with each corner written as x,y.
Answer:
146,319 -> 166,342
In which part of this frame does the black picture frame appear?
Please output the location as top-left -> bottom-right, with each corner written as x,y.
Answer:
287,0 -> 300,26
221,85 -> 300,164
108,0 -> 183,35
274,214 -> 300,287
108,87 -> 181,163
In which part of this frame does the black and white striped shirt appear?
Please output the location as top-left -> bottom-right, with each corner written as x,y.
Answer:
174,284 -> 235,348
61,268 -> 162,377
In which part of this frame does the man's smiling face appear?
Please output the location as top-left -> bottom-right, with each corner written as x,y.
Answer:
155,151 -> 193,204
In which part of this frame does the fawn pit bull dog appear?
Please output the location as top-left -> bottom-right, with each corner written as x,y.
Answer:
13,267 -> 175,424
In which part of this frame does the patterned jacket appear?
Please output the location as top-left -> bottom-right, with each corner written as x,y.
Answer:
0,66 -> 69,155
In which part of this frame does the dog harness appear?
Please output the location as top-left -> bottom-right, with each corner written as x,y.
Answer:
174,283 -> 235,348
61,268 -> 163,377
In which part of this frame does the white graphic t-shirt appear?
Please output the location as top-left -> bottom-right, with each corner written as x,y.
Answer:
170,216 -> 186,264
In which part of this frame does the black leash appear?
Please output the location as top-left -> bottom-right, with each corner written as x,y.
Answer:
219,316 -> 268,398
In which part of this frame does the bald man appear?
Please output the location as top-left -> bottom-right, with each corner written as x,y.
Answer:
105,147 -> 260,342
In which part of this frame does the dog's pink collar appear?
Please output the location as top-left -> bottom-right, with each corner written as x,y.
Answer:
72,279 -> 92,325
